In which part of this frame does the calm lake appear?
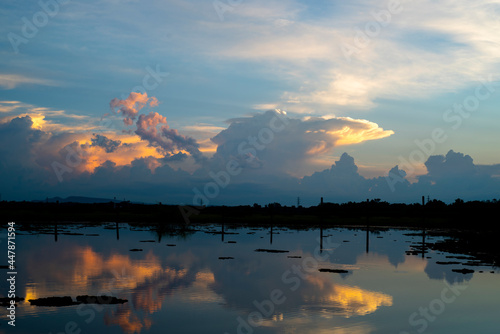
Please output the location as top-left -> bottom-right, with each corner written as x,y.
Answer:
1,223 -> 499,334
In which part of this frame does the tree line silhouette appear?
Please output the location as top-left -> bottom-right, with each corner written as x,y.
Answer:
1,197 -> 499,230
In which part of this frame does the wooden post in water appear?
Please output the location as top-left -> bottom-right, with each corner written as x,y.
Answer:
318,197 -> 326,253
54,222 -> 58,242
320,226 -> 323,254
366,199 -> 370,253
421,195 -> 426,258
221,221 -> 225,243
270,223 -> 273,245
422,229 -> 426,259
115,202 -> 121,241
366,224 -> 370,253
158,222 -> 162,243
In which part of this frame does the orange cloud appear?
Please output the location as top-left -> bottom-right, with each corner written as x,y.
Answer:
110,92 -> 158,125
303,274 -> 393,317
104,308 -> 152,334
83,134 -> 165,173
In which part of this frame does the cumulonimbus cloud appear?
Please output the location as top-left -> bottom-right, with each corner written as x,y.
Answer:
211,110 -> 393,176
3,98 -> 499,205
134,111 -> 206,164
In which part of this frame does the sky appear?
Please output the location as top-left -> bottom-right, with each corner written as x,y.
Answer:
1,0 -> 500,205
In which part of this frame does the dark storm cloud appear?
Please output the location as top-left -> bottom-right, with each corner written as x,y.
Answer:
91,134 -> 122,153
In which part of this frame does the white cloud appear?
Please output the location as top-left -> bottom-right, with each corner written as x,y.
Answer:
252,103 -> 279,110
0,74 -> 57,89
176,0 -> 500,111
210,110 -> 393,177
0,100 -> 93,132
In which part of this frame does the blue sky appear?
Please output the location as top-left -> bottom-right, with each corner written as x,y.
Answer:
1,0 -> 500,204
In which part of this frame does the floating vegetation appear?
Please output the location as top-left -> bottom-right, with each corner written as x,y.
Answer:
452,268 -> 474,274
0,297 -> 24,306
28,295 -> 127,306
318,268 -> 349,274
254,249 -> 289,253
29,296 -> 78,307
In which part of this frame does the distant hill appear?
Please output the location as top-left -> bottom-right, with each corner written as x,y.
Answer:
33,196 -> 126,204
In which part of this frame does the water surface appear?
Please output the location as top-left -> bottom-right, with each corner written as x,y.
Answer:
1,223 -> 498,334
